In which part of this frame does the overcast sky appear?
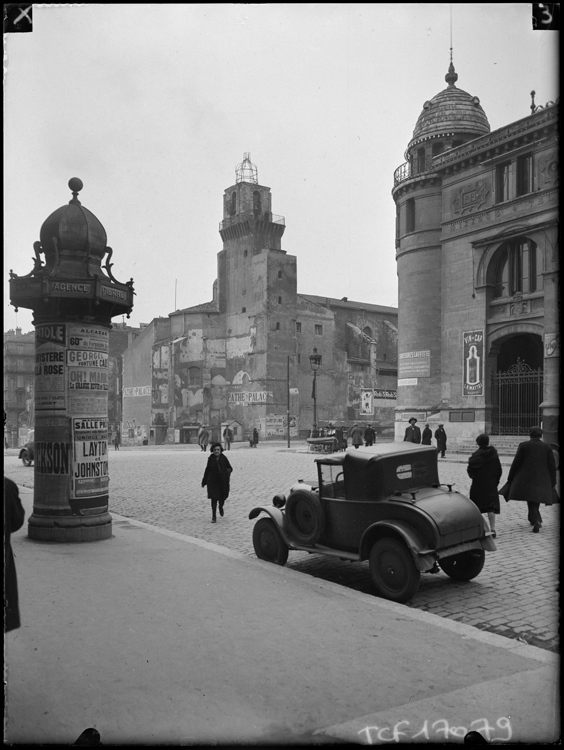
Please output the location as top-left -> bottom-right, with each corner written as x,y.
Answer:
4,4 -> 559,333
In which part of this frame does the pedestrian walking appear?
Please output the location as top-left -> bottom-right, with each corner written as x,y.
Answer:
252,427 -> 259,448
435,424 -> 447,457
334,425 -> 346,451
4,476 -> 25,632
467,433 -> 502,538
201,443 -> 233,523
364,424 -> 376,447
350,423 -> 364,449
403,418 -> 421,444
505,426 -> 557,533
198,425 -> 209,452
422,424 -> 432,445
223,425 -> 233,450
114,430 -> 120,451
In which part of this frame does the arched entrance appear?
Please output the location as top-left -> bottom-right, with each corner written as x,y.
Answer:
490,334 -> 543,435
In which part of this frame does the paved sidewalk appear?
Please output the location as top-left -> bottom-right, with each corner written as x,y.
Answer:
4,485 -> 559,745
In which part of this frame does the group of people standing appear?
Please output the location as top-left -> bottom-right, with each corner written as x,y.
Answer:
403,418 -> 447,457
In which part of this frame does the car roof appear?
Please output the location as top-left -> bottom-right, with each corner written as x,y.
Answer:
314,442 -> 436,466
315,443 -> 440,500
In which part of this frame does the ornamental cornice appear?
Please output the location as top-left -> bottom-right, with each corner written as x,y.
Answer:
432,107 -> 558,171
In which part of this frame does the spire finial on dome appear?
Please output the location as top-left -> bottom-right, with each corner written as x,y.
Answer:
445,60 -> 458,87
68,177 -> 83,205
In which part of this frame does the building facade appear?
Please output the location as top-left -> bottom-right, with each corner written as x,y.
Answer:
122,154 -> 398,445
4,328 -> 35,447
392,62 -> 559,446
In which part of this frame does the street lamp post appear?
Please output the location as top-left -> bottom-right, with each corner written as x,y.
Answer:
309,347 -> 322,437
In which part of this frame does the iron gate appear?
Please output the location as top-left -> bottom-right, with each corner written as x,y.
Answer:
491,358 -> 543,435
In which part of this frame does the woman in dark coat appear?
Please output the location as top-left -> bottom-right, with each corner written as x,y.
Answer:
506,426 -> 557,533
466,433 -> 502,538
201,442 -> 233,523
421,424 -> 432,445
4,477 -> 25,632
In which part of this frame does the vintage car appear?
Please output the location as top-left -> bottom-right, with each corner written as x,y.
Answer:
19,431 -> 35,466
249,443 -> 496,603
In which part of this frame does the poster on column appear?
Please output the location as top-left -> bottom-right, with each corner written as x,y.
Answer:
71,417 -> 109,500
463,330 -> 484,395
35,323 -> 67,413
67,325 -> 109,416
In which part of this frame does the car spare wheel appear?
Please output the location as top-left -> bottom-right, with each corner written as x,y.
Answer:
252,518 -> 289,566
285,489 -> 325,545
439,550 -> 485,581
369,537 -> 421,603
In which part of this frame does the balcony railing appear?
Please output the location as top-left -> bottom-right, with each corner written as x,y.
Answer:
393,156 -> 436,187
219,211 -> 285,231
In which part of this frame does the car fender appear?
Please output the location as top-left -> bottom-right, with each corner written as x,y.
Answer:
248,506 -> 293,545
18,448 -> 27,459
359,520 -> 436,572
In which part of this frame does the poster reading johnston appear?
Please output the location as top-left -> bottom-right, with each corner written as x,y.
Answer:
463,330 -> 484,396
71,417 -> 109,500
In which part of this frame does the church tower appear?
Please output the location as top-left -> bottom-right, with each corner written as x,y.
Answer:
217,154 -> 298,434
392,62 -> 490,434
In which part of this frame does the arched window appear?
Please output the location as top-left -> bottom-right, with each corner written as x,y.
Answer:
253,191 -> 261,216
230,192 -> 236,216
278,296 -> 282,304
494,239 -> 543,298
277,270 -> 282,279
416,148 -> 426,173
363,326 -> 373,339
275,322 -> 280,331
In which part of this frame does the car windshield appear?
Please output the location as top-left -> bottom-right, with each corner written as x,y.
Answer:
319,464 -> 345,498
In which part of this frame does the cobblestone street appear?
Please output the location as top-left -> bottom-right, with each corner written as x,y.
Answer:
6,442 -> 559,653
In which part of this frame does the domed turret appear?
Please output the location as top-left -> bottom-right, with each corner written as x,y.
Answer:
39,178 -> 108,273
406,62 -> 490,160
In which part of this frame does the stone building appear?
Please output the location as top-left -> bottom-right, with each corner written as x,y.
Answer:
392,62 -> 559,446
122,155 -> 398,445
3,328 -> 35,447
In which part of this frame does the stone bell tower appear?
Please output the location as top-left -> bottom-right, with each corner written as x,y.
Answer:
9,178 -> 134,541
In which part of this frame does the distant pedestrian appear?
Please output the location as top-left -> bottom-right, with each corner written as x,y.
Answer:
435,424 -> 447,457
364,424 -> 376,447
403,418 -> 421,444
252,427 -> 259,448
201,443 -> 233,523
114,431 -> 120,451
467,434 -> 502,538
334,426 -> 346,451
350,423 -> 364,449
422,424 -> 432,445
223,426 -> 233,450
505,426 -> 557,533
4,476 -> 25,632
198,425 -> 209,452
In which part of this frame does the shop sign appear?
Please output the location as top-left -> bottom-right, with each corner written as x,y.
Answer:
398,350 -> 430,378
124,386 -> 152,397
228,391 -> 272,403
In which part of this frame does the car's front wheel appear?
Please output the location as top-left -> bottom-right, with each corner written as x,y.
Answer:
252,518 -> 289,566
21,451 -> 32,467
369,537 -> 420,603
439,550 -> 485,581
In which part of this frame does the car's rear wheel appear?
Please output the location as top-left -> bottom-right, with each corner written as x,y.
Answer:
369,537 -> 420,603
285,489 -> 325,546
439,550 -> 485,581
252,518 -> 289,566
21,451 -> 32,467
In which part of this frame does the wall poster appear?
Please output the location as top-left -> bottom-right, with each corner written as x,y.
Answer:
463,330 -> 484,396
71,416 -> 109,501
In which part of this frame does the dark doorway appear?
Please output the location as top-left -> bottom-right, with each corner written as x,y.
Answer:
491,334 -> 543,435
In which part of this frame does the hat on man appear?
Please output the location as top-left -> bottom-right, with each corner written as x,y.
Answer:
408,418 -> 417,424
529,426 -> 543,437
